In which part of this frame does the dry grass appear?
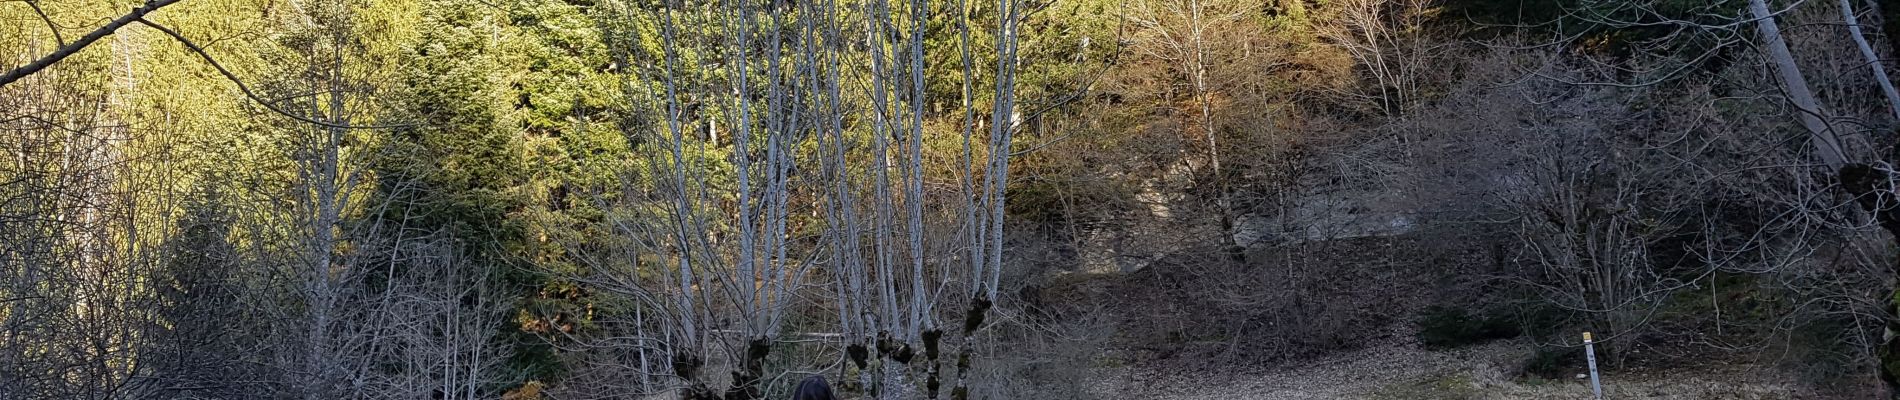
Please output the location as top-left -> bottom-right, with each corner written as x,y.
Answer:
1090,341 -> 1822,400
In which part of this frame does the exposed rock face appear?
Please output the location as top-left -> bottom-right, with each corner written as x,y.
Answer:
1067,155 -> 1421,275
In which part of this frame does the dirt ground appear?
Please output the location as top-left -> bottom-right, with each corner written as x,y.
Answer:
1091,341 -> 1822,400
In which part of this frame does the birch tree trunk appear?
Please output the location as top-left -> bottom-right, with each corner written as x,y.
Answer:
603,0 -> 1026,396
1754,0 -> 1900,395
1750,0 -> 1850,169
1841,0 -> 1900,122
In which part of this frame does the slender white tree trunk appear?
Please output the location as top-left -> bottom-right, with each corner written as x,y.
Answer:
1840,0 -> 1900,122
1751,0 -> 1851,169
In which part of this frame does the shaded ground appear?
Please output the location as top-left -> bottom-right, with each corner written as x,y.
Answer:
1027,232 -> 1854,399
1092,341 -> 1817,400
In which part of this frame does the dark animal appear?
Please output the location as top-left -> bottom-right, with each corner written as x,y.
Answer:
791,376 -> 837,400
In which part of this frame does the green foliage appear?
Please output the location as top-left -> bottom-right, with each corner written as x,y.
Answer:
357,0 -> 639,386
16,0 -> 1887,395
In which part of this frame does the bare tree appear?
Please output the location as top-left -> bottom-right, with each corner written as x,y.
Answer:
0,0 -> 185,88
1837,0 -> 1900,121
0,26 -> 179,399
577,0 -> 1029,397
1497,0 -> 1900,389
1317,0 -> 1444,117
1120,0 -> 1267,261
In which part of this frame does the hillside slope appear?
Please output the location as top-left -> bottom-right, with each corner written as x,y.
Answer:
1091,342 -> 1813,400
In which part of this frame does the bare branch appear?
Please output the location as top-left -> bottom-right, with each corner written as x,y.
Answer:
0,0 -> 183,88
135,19 -> 414,130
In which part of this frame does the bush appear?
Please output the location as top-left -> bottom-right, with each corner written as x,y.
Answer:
1521,345 -> 1583,379
1781,315 -> 1868,390
1415,305 -> 1519,349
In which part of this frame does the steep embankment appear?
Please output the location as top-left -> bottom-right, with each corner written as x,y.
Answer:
1026,230 -> 1829,399
1088,341 -> 1806,400
1030,233 -> 1484,367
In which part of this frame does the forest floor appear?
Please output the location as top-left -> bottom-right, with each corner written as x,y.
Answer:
1091,341 -> 1820,399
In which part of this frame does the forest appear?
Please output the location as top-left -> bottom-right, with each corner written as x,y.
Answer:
8,0 -> 1900,398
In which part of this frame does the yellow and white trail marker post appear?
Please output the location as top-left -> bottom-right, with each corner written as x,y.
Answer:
1583,332 -> 1602,399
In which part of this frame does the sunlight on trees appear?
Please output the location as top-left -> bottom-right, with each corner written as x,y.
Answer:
10,0 -> 1900,398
